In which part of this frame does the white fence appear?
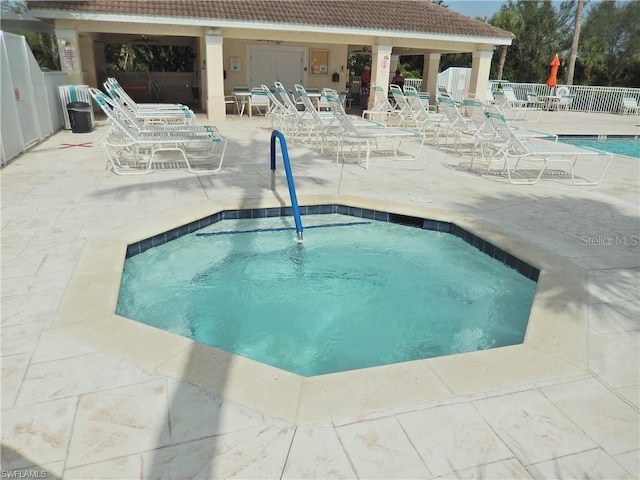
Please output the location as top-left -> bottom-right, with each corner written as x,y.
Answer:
404,69 -> 640,114
491,82 -> 640,114
1,30 -> 67,166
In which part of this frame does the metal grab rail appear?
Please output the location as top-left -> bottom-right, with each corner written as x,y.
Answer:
270,130 -> 303,242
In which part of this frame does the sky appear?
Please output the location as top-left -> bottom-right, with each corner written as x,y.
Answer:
446,1 -> 506,19
446,0 -> 604,20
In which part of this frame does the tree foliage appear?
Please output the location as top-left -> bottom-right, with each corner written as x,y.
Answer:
104,43 -> 195,73
578,0 -> 640,86
489,0 -> 639,86
490,0 -> 572,82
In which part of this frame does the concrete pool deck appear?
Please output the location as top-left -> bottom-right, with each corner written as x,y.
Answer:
1,110 -> 638,478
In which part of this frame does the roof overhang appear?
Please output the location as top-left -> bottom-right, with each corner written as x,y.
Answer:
30,9 -> 512,47
1,11 -> 54,33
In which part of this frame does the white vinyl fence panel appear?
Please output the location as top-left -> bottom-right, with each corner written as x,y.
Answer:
1,30 -> 67,166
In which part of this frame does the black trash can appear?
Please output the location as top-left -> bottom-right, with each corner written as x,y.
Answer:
66,101 -> 93,133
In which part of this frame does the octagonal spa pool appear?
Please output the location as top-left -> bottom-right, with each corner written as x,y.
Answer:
117,205 -> 539,377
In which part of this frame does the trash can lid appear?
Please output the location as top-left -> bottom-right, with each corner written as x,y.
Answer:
67,101 -> 91,109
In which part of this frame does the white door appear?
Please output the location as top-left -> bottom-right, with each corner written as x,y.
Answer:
248,46 -> 305,90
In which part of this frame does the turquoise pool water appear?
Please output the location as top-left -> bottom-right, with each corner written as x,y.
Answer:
117,214 -> 537,376
560,137 -> 640,158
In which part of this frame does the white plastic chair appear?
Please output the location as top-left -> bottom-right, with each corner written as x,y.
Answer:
248,87 -> 269,117
621,97 -> 640,115
556,94 -> 575,111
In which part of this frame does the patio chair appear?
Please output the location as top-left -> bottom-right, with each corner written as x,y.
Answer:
555,94 -> 575,111
104,78 -> 194,124
464,102 -> 557,172
459,99 -> 502,164
224,95 -> 239,114
437,96 -> 481,153
483,104 -> 558,142
485,111 -> 612,185
494,87 -> 542,121
362,83 -> 400,123
274,82 -> 300,116
322,89 -> 424,169
402,86 -> 448,143
621,97 -> 640,115
526,92 -> 546,109
294,85 -> 375,151
389,84 -> 423,128
248,87 -> 269,117
485,85 -> 498,105
89,87 -> 226,175
261,85 -> 293,129
93,88 -> 217,137
293,84 -> 342,149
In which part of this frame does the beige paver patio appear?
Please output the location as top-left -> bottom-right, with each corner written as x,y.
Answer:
1,109 -> 638,478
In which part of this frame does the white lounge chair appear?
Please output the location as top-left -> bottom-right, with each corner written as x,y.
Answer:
294,85 -> 373,151
389,84 -> 423,129
323,89 -> 424,169
293,85 -> 338,147
274,82 -> 300,116
103,78 -> 195,125
261,85 -> 294,130
362,83 -> 400,123
89,88 -> 226,175
485,111 -> 612,185
464,101 -> 557,172
436,96 -> 481,153
495,87 -> 542,121
402,86 -> 448,143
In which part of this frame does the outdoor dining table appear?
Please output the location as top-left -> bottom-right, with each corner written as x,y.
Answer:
232,87 -> 252,116
539,95 -> 561,111
303,88 -> 322,108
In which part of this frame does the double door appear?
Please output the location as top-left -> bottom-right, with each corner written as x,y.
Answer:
248,45 -> 305,91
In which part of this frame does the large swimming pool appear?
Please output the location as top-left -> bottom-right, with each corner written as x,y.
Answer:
560,136 -> 640,158
117,213 -> 537,376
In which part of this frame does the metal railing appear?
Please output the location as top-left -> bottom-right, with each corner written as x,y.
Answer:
270,130 -> 303,242
404,77 -> 640,114
350,72 -> 639,114
489,82 -> 640,114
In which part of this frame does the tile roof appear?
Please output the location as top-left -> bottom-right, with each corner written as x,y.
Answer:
27,0 -> 514,40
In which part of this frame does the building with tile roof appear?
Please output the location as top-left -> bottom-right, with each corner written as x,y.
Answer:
27,0 -> 514,121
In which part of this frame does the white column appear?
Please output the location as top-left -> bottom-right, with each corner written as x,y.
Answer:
55,28 -> 83,84
390,53 -> 400,80
78,36 -> 97,88
469,50 -> 494,103
204,32 -> 225,123
370,44 -> 393,109
423,53 -> 440,97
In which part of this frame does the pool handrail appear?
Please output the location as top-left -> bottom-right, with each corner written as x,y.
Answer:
270,130 -> 303,241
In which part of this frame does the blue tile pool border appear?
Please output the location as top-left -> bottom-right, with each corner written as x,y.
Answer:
125,204 -> 540,281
